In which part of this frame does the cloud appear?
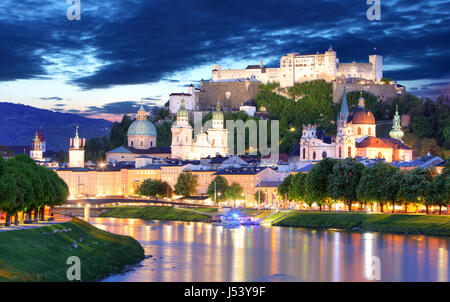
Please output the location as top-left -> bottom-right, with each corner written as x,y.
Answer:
39,97 -> 63,101
0,0 -> 448,98
82,100 -> 157,115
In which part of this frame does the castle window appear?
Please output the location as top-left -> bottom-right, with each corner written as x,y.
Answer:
358,127 -> 361,135
322,151 -> 327,158
313,152 -> 316,160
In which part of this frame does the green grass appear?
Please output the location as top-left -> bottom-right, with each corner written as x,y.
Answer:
273,212 -> 450,236
100,206 -> 212,222
0,217 -> 144,282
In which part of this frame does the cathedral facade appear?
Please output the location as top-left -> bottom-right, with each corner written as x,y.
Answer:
299,89 -> 413,163
171,100 -> 228,160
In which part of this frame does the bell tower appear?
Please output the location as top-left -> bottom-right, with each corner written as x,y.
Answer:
69,125 -> 86,168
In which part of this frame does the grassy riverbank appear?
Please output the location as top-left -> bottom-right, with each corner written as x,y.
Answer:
100,206 -> 211,222
0,217 -> 144,282
273,212 -> 450,236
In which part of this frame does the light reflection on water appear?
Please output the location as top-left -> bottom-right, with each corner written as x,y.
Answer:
91,217 -> 450,282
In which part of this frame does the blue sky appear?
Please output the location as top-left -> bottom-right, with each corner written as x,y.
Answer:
0,0 -> 448,121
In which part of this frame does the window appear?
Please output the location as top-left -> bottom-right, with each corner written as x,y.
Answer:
177,136 -> 179,143
150,141 -> 153,147
313,152 -> 316,160
358,127 -> 361,135
131,141 -> 134,147
339,146 -> 342,158
368,127 -> 371,135
378,152 -> 382,159
303,148 -> 306,159
348,146 -> 352,157
186,136 -> 188,143
322,151 -> 327,158
140,141 -> 143,147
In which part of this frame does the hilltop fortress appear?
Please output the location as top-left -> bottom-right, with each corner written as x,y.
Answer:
212,47 -> 382,88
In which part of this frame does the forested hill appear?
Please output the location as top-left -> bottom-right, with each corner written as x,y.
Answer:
0,102 -> 112,152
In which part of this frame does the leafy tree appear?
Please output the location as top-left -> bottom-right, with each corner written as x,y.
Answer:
207,176 -> 228,204
328,158 -> 365,211
383,169 -> 404,213
278,174 -> 294,201
174,172 -> 198,197
399,168 -> 433,214
0,157 -> 17,226
225,182 -> 244,204
137,179 -> 173,198
306,157 -> 337,210
425,172 -> 449,214
290,173 -> 308,208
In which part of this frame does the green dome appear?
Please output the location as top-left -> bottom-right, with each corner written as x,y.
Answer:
127,119 -> 157,136
177,99 -> 189,118
212,101 -> 223,120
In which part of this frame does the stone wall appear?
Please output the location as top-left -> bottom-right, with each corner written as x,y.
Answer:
332,82 -> 406,103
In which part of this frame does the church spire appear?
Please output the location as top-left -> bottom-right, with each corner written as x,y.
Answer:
358,92 -> 365,108
389,105 -> 404,141
339,86 -> 349,119
136,103 -> 147,120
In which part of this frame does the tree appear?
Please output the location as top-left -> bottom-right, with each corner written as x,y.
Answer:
290,173 -> 308,208
174,172 -> 198,197
306,157 -> 337,210
225,182 -> 244,205
207,176 -> 228,204
426,172 -> 449,214
381,168 -> 404,213
0,157 -> 17,226
399,168 -> 433,214
328,158 -> 365,211
137,179 -> 173,199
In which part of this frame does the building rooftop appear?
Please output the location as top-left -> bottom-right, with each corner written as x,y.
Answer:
214,166 -> 267,175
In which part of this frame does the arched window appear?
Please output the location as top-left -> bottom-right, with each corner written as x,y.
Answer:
322,151 -> 327,159
368,127 -> 371,135
150,141 -> 153,147
358,127 -> 361,135
313,151 -> 316,160
140,141 -> 143,147
378,152 -> 382,159
131,141 -> 134,147
348,146 -> 352,157
302,148 -> 306,159
339,146 -> 342,158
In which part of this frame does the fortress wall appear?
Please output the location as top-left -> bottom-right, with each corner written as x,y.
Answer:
198,81 -> 260,109
332,82 -> 406,104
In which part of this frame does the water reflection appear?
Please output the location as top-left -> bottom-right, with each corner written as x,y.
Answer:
91,218 -> 450,282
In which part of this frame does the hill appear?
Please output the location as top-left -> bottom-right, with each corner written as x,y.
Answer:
0,102 -> 112,152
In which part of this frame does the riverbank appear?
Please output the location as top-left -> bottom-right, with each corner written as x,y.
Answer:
100,206 -> 211,222
273,212 -> 450,236
0,217 -> 144,281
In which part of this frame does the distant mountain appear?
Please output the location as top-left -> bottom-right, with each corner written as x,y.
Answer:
0,102 -> 112,152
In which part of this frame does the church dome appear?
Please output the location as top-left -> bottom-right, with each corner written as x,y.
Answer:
348,107 -> 375,125
212,101 -> 223,120
347,93 -> 375,125
127,119 -> 157,136
127,104 -> 157,136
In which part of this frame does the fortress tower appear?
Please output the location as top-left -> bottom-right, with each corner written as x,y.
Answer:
30,132 -> 43,161
69,125 -> 85,168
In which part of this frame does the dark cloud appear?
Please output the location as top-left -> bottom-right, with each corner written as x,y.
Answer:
39,97 -> 63,101
0,0 -> 449,98
83,101 -> 155,115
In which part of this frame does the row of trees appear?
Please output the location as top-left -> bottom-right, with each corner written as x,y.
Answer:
0,155 -> 69,226
278,158 -> 450,214
136,172 -> 244,204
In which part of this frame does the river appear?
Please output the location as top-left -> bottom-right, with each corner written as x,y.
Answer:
90,217 -> 450,282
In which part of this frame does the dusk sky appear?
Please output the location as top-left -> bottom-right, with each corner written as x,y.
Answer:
0,0 -> 449,121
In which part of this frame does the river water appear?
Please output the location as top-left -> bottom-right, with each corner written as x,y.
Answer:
90,217 -> 450,282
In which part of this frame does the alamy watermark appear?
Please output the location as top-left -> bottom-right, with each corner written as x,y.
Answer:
192,113 -> 280,161
66,256 -> 81,281
66,0 -> 81,21
366,0 -> 381,21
